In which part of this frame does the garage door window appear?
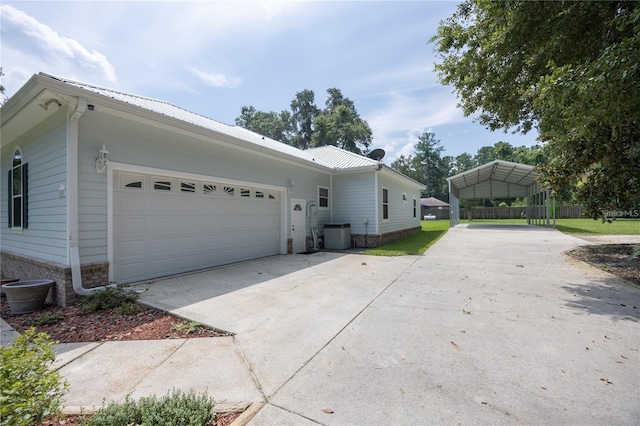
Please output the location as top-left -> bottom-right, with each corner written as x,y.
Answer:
223,186 -> 235,196
180,181 -> 196,193
120,173 -> 143,190
203,184 -> 217,195
153,179 -> 172,192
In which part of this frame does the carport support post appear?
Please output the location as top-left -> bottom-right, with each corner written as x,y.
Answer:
546,188 -> 551,227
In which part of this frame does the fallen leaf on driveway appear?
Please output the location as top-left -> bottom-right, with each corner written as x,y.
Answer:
322,408 -> 334,414
451,341 -> 460,350
600,378 -> 613,385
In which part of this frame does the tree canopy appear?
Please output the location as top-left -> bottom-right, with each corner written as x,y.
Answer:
431,1 -> 640,219
236,88 -> 372,154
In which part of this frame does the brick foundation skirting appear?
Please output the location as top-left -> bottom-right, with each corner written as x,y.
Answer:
0,250 -> 109,307
350,226 -> 422,248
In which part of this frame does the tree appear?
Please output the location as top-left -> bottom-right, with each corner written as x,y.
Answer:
0,67 -> 6,104
235,106 -> 294,144
390,131 -> 449,201
236,88 -> 372,154
290,90 -> 320,149
431,1 -> 640,219
312,89 -> 372,154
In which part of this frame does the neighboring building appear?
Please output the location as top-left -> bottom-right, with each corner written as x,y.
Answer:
1,73 -> 424,306
421,197 -> 449,219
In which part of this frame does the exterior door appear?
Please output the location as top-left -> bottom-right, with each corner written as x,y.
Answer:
291,199 -> 306,253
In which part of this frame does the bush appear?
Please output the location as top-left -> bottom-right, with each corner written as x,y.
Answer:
0,328 -> 68,426
76,287 -> 139,313
87,390 -> 214,426
31,312 -> 65,327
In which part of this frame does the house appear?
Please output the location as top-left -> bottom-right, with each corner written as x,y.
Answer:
420,197 -> 449,220
1,73 -> 424,306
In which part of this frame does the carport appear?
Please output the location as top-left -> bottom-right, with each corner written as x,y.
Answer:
448,160 -> 553,227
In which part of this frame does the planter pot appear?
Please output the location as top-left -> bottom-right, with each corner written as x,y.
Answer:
0,278 -> 20,296
1,280 -> 54,314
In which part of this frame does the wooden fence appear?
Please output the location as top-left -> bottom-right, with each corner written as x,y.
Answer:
459,205 -> 583,219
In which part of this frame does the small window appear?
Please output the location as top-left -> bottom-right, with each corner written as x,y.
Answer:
153,180 -> 172,191
180,181 -> 196,193
268,192 -> 277,200
318,186 -> 329,209
382,187 -> 389,220
120,173 -> 144,190
223,186 -> 235,196
413,198 -> 417,218
294,203 -> 303,211
255,190 -> 265,199
240,188 -> 251,197
8,147 -> 27,229
203,184 -> 217,195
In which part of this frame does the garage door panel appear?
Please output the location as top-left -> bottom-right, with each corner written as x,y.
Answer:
113,172 -> 282,283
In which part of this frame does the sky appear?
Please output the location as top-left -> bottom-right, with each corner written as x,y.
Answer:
1,1 -> 540,164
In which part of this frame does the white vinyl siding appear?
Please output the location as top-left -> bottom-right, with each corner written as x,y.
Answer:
330,173 -> 376,235
378,173 -> 421,234
0,111 -> 68,264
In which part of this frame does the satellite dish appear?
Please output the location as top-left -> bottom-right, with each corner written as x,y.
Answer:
369,148 -> 386,161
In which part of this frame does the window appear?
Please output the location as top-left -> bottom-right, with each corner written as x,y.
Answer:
318,186 -> 329,209
382,187 -> 389,220
153,180 -> 172,191
203,184 -> 217,195
255,190 -> 264,199
223,186 -> 235,196
120,173 -> 143,190
8,147 -> 27,229
240,188 -> 251,197
413,197 -> 417,218
180,181 -> 196,193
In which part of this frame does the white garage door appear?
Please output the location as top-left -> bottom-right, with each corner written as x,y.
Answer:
113,172 -> 282,284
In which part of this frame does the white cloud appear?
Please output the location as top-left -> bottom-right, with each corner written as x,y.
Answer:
1,5 -> 116,84
189,68 -> 242,89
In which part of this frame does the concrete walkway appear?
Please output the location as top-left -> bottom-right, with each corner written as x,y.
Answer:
7,224 -> 638,424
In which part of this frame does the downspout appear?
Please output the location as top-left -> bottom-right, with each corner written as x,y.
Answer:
68,98 -> 112,295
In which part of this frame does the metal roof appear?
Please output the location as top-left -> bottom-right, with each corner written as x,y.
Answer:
421,197 -> 449,207
305,145 -> 378,170
448,160 -> 540,199
39,73 -> 331,168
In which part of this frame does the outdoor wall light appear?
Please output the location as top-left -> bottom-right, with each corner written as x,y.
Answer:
287,180 -> 295,195
95,144 -> 110,173
38,99 -> 62,111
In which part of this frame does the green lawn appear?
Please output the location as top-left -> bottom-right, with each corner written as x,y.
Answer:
363,220 -> 449,256
461,218 -> 639,235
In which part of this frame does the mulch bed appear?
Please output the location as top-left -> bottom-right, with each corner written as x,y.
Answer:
1,298 -> 229,343
565,244 -> 639,286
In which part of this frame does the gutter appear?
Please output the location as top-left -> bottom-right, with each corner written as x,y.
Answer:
67,97 -> 114,296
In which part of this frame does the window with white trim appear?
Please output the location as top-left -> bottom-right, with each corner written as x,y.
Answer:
413,197 -> 417,218
382,187 -> 389,220
120,173 -> 143,190
8,147 -> 27,229
180,181 -> 196,193
318,186 -> 329,209
153,179 -> 172,191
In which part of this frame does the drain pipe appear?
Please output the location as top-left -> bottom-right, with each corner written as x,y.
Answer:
68,98 -> 115,296
307,201 -> 319,250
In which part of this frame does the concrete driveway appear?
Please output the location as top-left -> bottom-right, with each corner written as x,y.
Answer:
133,224 -> 639,425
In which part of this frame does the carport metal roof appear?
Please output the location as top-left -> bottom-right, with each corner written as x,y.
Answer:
447,160 -> 552,227
448,160 -> 540,199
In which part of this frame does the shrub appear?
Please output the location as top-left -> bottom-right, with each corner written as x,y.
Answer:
0,328 -> 68,426
31,312 -> 65,327
76,287 -> 139,313
87,390 -> 214,426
